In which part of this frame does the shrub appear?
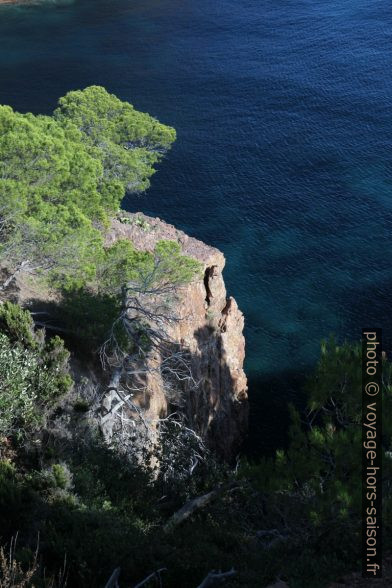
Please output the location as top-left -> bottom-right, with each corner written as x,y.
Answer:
0,302 -> 36,348
0,304 -> 72,438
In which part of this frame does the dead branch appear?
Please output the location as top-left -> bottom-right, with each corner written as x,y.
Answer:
0,260 -> 30,292
133,568 -> 167,588
98,256 -> 199,458
163,482 -> 239,533
163,490 -> 217,533
196,568 -> 236,588
32,321 -> 73,335
104,567 -> 121,588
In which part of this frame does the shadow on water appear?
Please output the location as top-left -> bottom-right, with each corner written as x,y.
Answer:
243,369 -> 308,459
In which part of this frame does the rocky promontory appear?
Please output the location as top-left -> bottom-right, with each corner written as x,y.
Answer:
105,212 -> 248,460
8,211 -> 248,461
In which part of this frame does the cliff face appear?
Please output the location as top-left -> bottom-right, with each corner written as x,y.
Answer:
106,212 -> 248,460
9,211 -> 248,460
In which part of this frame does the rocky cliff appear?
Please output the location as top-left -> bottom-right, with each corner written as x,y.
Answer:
105,212 -> 248,460
8,211 -> 248,461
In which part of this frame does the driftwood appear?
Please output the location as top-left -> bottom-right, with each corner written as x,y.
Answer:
196,568 -> 236,588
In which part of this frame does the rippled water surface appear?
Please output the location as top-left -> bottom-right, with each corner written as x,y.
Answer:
1,0 -> 392,449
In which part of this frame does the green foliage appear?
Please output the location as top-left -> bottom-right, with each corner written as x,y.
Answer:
52,239 -> 202,353
0,300 -> 383,585
305,336 -> 362,420
152,240 -> 203,286
97,239 -> 154,293
0,304 -> 72,438
3,333 -> 385,588
240,338 -> 392,586
51,463 -> 73,491
73,398 -> 90,413
133,215 -> 151,231
57,288 -> 122,347
0,88 -> 200,372
53,85 -> 176,153
0,301 -> 36,348
0,87 -> 176,290
98,239 -> 202,295
0,436 -> 244,588
53,86 -> 175,208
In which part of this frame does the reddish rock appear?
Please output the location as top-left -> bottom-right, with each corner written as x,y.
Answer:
107,212 -> 248,460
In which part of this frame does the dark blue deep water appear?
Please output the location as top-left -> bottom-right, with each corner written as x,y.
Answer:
1,0 -> 392,449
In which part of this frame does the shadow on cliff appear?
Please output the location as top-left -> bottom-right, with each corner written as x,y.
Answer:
191,325 -> 248,463
191,325 -> 307,461
25,292 -> 248,462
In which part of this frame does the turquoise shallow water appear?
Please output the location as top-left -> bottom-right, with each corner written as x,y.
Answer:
1,0 -> 392,450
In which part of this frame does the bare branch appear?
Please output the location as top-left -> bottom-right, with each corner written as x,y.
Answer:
133,568 -> 167,588
104,567 -> 121,588
163,482 -> 240,533
196,568 -> 236,588
98,253 -> 200,464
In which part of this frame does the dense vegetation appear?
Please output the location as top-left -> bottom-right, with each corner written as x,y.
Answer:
0,310 -> 391,587
0,302 -> 71,438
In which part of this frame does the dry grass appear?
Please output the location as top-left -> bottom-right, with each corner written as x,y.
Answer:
0,535 -> 67,588
0,536 -> 37,588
